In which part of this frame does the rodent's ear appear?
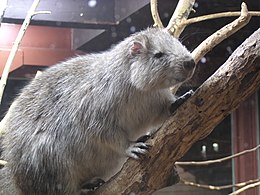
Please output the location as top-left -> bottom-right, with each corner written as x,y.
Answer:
130,35 -> 148,56
130,42 -> 144,55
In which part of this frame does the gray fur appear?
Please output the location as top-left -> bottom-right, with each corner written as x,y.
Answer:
0,28 -> 194,195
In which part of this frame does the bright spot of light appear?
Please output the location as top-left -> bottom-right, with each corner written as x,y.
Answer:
213,143 -> 219,152
201,145 -> 206,153
200,57 -> 207,64
226,46 -> 233,54
163,12 -> 169,18
88,0 -> 97,8
111,32 -> 117,38
194,2 -> 199,8
126,17 -> 132,23
130,26 -> 136,33
201,144 -> 207,159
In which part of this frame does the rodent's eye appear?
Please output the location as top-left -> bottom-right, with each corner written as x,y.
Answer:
154,52 -> 164,58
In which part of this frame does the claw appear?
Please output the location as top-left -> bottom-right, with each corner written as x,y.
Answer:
126,142 -> 149,159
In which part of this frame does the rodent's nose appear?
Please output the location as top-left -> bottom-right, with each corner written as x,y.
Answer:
183,59 -> 195,71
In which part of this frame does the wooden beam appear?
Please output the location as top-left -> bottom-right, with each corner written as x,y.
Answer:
3,0 -> 116,28
232,94 -> 259,194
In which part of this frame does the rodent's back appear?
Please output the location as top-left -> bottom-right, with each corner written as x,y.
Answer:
2,46 -> 142,193
2,53 -> 127,194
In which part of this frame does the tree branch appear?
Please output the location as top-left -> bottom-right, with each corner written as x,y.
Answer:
0,0 -> 50,104
93,28 -> 260,195
166,0 -> 195,37
0,0 -> 8,27
192,2 -> 251,63
0,160 -> 7,166
176,144 -> 260,166
150,0 -> 164,28
181,178 -> 260,191
229,181 -> 260,195
184,11 -> 260,25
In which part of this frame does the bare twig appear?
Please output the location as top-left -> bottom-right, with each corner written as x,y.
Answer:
192,2 -> 251,63
35,70 -> 42,78
229,181 -> 260,195
0,160 -> 7,166
0,0 -> 51,104
181,178 -> 260,191
150,0 -> 164,28
184,11 -> 260,25
0,0 -> 8,27
166,0 -> 195,37
150,0 -> 259,65
176,145 -> 260,166
33,11 -> 51,16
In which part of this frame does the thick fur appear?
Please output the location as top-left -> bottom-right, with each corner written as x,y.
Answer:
0,28 -> 194,195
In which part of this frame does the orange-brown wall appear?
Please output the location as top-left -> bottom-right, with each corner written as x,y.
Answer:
0,23 -> 79,75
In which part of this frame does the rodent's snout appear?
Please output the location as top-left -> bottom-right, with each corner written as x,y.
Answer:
183,58 -> 195,71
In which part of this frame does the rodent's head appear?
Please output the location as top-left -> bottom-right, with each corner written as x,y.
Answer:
127,28 -> 195,91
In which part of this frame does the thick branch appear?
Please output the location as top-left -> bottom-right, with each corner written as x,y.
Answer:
93,29 -> 260,195
166,0 -> 195,37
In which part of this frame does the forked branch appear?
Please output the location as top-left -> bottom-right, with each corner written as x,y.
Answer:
151,1 -> 259,65
166,0 -> 195,37
192,2 -> 251,63
230,181 -> 260,195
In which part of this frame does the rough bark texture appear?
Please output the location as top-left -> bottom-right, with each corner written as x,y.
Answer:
93,29 -> 260,195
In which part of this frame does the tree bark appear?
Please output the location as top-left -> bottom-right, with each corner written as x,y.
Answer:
93,29 -> 260,194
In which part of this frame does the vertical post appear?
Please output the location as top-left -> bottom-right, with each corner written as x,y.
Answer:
232,93 -> 259,194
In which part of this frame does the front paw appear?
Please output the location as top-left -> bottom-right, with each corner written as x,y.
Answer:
81,178 -> 105,191
170,89 -> 194,113
126,142 -> 150,160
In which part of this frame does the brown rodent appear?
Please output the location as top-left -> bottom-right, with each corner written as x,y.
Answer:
0,28 -> 195,195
